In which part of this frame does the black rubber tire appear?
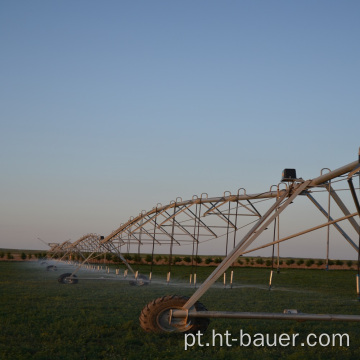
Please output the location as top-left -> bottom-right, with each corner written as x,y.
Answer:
58,272 -> 78,284
129,273 -> 149,286
139,295 -> 210,333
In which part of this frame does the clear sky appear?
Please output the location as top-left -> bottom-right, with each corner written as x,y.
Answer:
1,1 -> 359,259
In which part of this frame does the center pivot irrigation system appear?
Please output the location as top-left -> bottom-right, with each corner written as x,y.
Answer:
47,152 -> 360,333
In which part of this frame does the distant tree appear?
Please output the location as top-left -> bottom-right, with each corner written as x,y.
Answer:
347,260 -> 353,268
214,257 -> 222,264
328,260 -> 334,266
265,259 -> 272,267
21,252 -> 27,260
183,256 -> 191,263
237,259 -> 243,265
278,260 -> 283,265
335,259 -> 344,266
194,256 -> 202,264
256,258 -> 264,265
124,254 -> 132,261
296,259 -> 304,266
286,259 -> 294,266
28,253 -> 32,260
105,253 -> 113,261
305,259 -> 314,267
317,260 -> 324,267
155,255 -> 162,262
6,252 -> 14,260
133,254 -> 142,263
245,257 -> 250,264
173,256 -> 182,264
145,254 -> 153,263
205,257 -> 213,264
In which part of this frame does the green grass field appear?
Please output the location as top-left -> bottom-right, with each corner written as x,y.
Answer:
1,261 -> 360,359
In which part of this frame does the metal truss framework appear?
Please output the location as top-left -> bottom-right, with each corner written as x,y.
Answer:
47,240 -> 72,259
56,233 -> 105,262
51,156 -> 360,325
54,160 -> 360,274
168,158 -> 360,325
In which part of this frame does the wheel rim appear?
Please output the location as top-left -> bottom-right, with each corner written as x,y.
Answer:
156,306 -> 193,332
64,276 -> 75,284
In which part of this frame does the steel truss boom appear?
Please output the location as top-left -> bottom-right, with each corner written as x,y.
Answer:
181,159 -> 360,309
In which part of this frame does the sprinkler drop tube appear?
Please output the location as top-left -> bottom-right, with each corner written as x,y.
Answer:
269,270 -> 274,290
230,270 -> 234,288
357,274 -> 360,301
167,272 -> 171,283
194,273 -> 197,287
149,272 -> 152,282
135,270 -> 138,280
189,274 -> 192,284
124,269 -> 128,278
223,272 -> 226,287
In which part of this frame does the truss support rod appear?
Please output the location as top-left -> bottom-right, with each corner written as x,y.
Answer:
348,178 -> 360,216
201,202 -> 236,229
237,200 -> 260,217
186,207 -> 218,237
157,204 -> 193,227
329,186 -> 360,235
135,218 -> 162,245
161,210 -> 196,244
128,206 -> 172,236
204,199 -> 259,217
244,199 -> 261,217
307,193 -> 359,251
209,203 -> 237,229
171,310 -> 360,322
148,214 -> 181,245
239,212 -> 358,256
183,180 -> 311,309
203,199 -> 231,217
124,229 -> 143,245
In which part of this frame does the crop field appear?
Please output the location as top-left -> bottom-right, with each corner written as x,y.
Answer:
1,261 -> 360,360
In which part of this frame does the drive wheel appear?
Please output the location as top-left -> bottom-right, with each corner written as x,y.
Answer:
139,295 -> 209,333
58,272 -> 78,284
